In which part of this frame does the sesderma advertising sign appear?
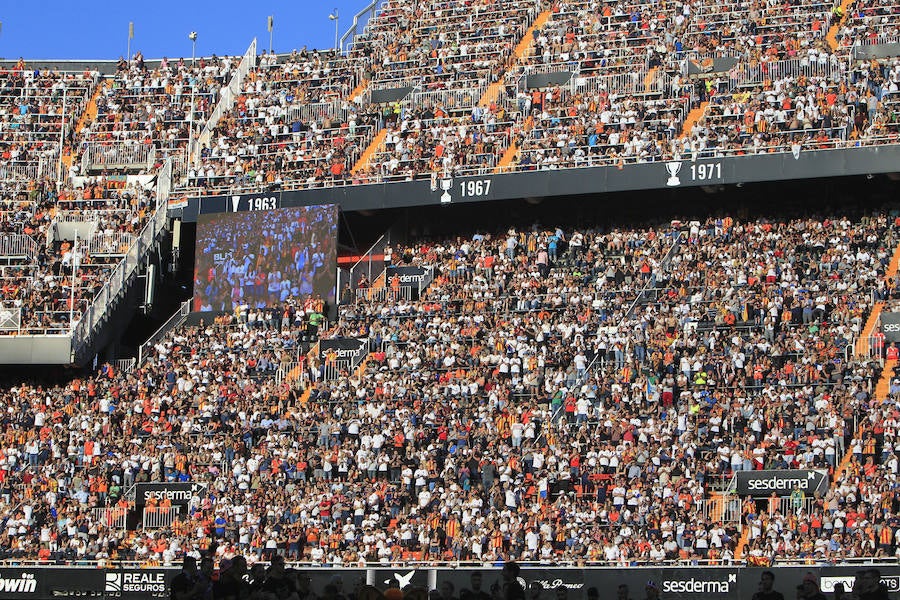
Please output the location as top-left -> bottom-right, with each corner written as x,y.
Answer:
385,266 -> 433,299
581,569 -> 738,600
134,482 -> 207,507
882,312 -> 900,342
320,338 -> 368,367
735,470 -> 828,497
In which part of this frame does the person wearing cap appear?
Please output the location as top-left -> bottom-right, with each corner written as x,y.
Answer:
643,581 -> 660,600
796,573 -> 826,600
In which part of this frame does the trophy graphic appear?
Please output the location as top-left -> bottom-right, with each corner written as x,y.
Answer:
666,161 -> 682,187
440,177 -> 453,204
791,143 -> 802,160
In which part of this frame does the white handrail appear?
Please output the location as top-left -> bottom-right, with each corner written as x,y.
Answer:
138,299 -> 191,365
71,159 -> 173,354
195,38 -> 257,163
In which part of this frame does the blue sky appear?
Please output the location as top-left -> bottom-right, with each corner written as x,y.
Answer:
1,1 -> 375,61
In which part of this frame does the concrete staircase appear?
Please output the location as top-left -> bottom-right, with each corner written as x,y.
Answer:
478,80 -> 507,109
495,142 -> 519,173
825,0 -> 856,50
857,302 -> 885,357
512,10 -> 552,61
63,79 -> 108,171
476,9 -> 552,109
351,129 -> 388,174
855,240 -> 900,357
349,79 -> 368,103
679,102 -> 708,139
643,67 -> 659,93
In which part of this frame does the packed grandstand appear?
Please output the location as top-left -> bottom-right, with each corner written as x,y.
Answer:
0,0 -> 899,577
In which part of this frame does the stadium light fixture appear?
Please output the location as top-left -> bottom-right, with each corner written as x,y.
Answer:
328,9 -> 339,53
189,31 -> 198,65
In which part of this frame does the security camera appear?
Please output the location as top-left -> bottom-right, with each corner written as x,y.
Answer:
189,32 -> 198,41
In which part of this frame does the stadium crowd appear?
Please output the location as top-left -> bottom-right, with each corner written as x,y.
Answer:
0,177 -> 155,333
0,208 -> 897,569
2,0 -> 899,201
0,0 -> 900,573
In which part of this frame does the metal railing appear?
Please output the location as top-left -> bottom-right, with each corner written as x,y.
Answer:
763,496 -> 818,517
142,506 -> 181,529
0,234 -> 38,262
322,358 -> 353,381
275,361 -> 306,388
138,299 -> 192,365
87,232 -> 134,256
155,157 -> 173,209
0,306 -> 22,333
340,0 -> 384,54
196,38 -> 257,162
356,285 -> 413,303
72,159 -> 173,355
347,232 -> 390,293
81,142 -> 155,172
696,496 -> 743,524
113,357 -> 136,374
731,58 -> 846,86
0,556 -> 898,568
574,70 -> 649,95
287,100 -> 349,124
0,157 -> 55,181
91,506 -> 127,529
407,85 -> 486,111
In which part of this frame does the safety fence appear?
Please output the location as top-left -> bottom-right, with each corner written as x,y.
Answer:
71,159 -> 173,356
81,142 -> 155,172
0,234 -> 39,263
730,58 -> 846,87
0,157 -> 56,181
86,232 -> 134,257
113,357 -> 136,374
141,506 -> 181,530
90,507 -> 127,530
322,357 -> 353,381
137,299 -> 192,364
0,306 -> 21,333
195,38 -> 257,161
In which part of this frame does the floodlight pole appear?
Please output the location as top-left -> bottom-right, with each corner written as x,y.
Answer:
57,86 -> 67,182
70,232 -> 78,328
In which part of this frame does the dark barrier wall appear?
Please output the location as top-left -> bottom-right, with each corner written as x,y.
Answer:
173,145 -> 900,222
5,565 -> 900,600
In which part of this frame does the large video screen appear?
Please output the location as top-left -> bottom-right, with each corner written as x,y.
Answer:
193,205 -> 338,312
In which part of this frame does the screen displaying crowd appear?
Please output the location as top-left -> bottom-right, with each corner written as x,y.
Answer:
193,205 -> 338,312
